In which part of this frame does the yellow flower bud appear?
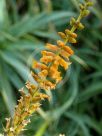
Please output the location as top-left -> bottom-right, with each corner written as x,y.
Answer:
57,40 -> 65,47
70,17 -> 76,26
65,29 -> 77,39
86,2 -> 93,7
82,10 -> 90,17
79,4 -> 85,10
65,29 -> 72,35
78,23 -> 85,30
68,37 -> 77,43
58,32 -> 66,39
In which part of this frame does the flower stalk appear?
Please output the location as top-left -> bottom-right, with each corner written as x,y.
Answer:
5,0 -> 93,135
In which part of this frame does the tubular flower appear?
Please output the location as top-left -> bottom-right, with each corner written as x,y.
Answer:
46,43 -> 59,52
49,61 -> 62,83
5,1 -> 93,136
32,60 -> 48,70
40,55 -> 54,64
32,40 -> 73,88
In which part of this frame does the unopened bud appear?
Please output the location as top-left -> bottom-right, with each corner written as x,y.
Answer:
69,37 -> 77,43
58,32 -> 66,39
86,2 -> 93,7
70,17 -> 76,26
82,10 -> 90,17
78,23 -> 85,30
79,4 -> 85,10
65,29 -> 72,35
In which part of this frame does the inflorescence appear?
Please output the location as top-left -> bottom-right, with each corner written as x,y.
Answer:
5,0 -> 93,135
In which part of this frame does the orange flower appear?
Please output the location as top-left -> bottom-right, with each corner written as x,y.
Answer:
31,72 -> 41,83
56,56 -> 68,70
41,50 -> 55,57
40,80 -> 56,91
60,50 -> 70,59
46,43 -> 60,52
63,45 -> 74,55
32,60 -> 48,70
38,70 -> 48,79
57,40 -> 65,48
49,62 -> 62,83
57,40 -> 74,57
49,69 -> 62,83
40,56 -> 54,64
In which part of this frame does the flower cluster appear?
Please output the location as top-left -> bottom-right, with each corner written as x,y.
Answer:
32,40 -> 74,91
5,0 -> 93,136
5,81 -> 49,136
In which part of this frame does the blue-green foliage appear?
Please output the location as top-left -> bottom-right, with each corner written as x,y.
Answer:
0,0 -> 102,136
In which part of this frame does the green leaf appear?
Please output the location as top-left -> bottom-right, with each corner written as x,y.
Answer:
5,40 -> 44,51
5,65 -> 24,89
0,50 -> 30,80
65,112 -> 90,136
0,62 -> 16,115
83,116 -> 102,135
9,12 -> 75,37
76,82 -> 102,103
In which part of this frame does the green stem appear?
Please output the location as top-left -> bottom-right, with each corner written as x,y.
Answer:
35,120 -> 50,136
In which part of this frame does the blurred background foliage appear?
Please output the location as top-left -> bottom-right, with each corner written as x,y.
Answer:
0,0 -> 102,136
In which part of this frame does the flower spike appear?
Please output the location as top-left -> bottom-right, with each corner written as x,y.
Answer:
5,0 -> 93,135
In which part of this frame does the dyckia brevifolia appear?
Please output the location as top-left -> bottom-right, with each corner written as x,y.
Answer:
4,0 -> 93,136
